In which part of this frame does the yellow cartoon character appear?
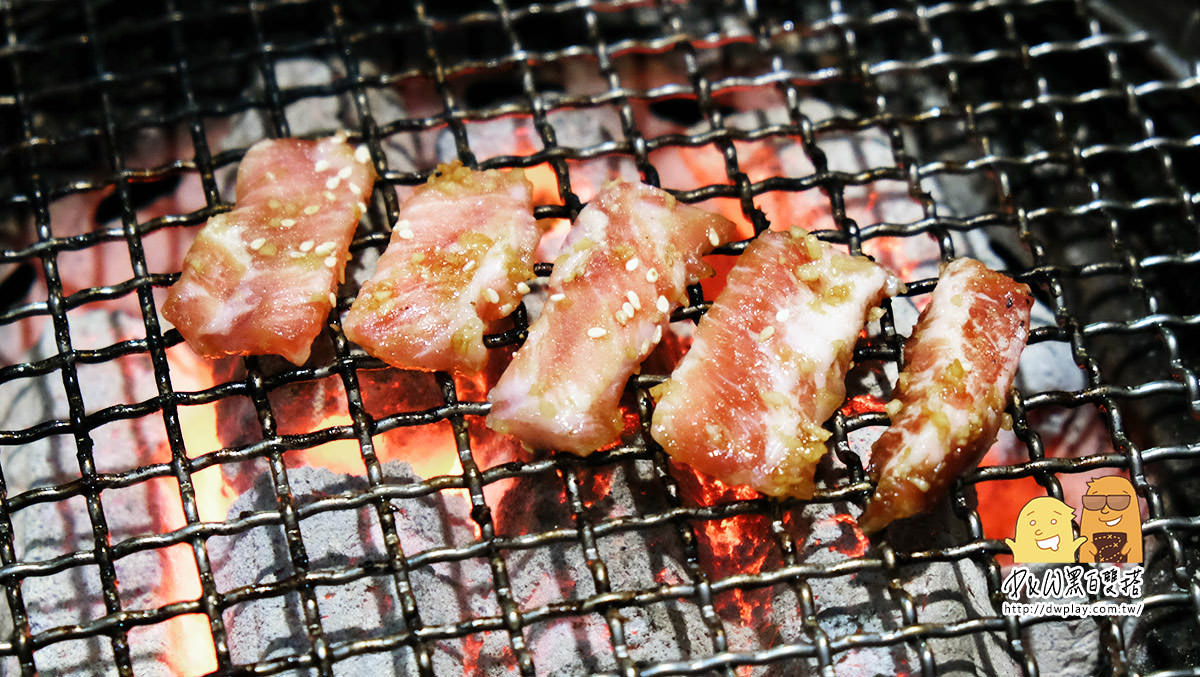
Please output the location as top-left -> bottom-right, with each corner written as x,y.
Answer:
1005,496 -> 1087,563
1078,475 -> 1142,563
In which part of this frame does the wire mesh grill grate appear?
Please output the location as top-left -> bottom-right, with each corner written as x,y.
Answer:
1,0 -> 1199,675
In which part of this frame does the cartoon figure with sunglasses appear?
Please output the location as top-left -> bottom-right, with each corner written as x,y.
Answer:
1078,475 -> 1143,564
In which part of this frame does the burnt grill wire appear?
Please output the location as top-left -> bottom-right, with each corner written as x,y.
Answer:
0,0 -> 1198,675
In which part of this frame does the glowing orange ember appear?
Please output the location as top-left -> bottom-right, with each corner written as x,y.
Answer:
162,345 -> 235,675
669,463 -> 779,627
841,393 -> 887,417
162,341 -> 479,673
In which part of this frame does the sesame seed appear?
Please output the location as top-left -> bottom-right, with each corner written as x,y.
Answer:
299,240 -> 315,252
324,191 -> 337,202
463,259 -> 476,272
289,251 -> 304,259
640,340 -> 650,354
707,227 -> 719,247
326,176 -> 340,190
550,293 -> 565,302
375,289 -> 392,300
314,241 -> 336,256
656,295 -> 669,313
516,281 -> 531,295
355,145 -> 370,163
328,292 -> 337,307
338,166 -> 353,179
626,290 -> 640,310
646,268 -> 659,283
248,237 -> 266,251
268,199 -> 281,209
280,218 -> 296,228
324,255 -> 337,268
615,310 -> 627,324
587,327 -> 607,338
304,204 -> 320,215
485,288 -> 500,303
622,301 -> 635,317
397,227 -> 414,240
775,308 -> 790,323
653,325 -> 663,343
758,326 -> 776,341
411,252 -> 426,263
625,257 -> 639,271
357,201 -> 367,212
348,183 -> 363,196
315,159 -> 330,172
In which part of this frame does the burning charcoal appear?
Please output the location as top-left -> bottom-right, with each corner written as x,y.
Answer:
800,505 -> 1024,676
432,107 -> 638,207
210,461 -> 510,674
218,57 -> 421,191
1024,617 -> 1100,676
495,461 -> 716,674
1,311 -> 175,675
219,59 -> 348,158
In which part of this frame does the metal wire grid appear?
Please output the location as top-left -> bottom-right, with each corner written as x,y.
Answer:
0,0 -> 1197,675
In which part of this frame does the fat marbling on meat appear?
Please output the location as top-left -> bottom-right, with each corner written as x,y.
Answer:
344,163 -> 539,373
650,229 -> 898,498
162,135 -> 375,365
486,180 -> 737,454
860,257 -> 1033,533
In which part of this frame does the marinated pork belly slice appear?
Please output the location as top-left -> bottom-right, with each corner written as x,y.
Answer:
486,181 -> 737,454
343,163 -> 538,374
860,257 -> 1033,534
162,135 -> 375,365
650,230 -> 898,498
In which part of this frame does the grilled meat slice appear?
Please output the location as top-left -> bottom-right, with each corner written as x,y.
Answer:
162,135 -> 375,365
650,230 -> 898,498
860,257 -> 1033,533
487,181 -> 737,454
344,163 -> 539,373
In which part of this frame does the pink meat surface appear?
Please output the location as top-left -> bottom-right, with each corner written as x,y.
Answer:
860,257 -> 1033,533
487,181 -> 737,454
162,135 -> 375,365
650,230 -> 898,498
343,163 -> 539,373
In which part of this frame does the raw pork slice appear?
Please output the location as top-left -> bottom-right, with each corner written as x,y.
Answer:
344,163 -> 538,373
162,135 -> 375,364
650,230 -> 897,498
860,257 -> 1033,533
487,181 -> 737,454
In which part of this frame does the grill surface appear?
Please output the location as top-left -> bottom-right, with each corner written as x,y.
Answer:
2,0 -> 1200,675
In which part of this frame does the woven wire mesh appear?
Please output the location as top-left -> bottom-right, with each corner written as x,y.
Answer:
0,0 -> 1198,675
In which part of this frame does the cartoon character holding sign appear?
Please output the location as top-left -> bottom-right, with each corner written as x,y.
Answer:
1078,475 -> 1142,563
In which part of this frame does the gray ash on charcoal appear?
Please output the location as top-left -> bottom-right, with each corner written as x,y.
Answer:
477,455 -> 1024,676
209,461 -> 514,674
0,311 -> 177,676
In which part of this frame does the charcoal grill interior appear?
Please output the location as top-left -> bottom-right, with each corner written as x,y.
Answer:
2,0 -> 1200,675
